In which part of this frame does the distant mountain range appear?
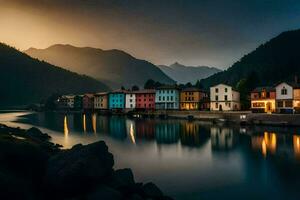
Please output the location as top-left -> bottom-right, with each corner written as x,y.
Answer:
0,43 -> 109,107
25,45 -> 175,89
158,62 -> 221,84
200,29 -> 300,89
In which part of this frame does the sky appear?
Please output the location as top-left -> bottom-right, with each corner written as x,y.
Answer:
1,0 -> 300,69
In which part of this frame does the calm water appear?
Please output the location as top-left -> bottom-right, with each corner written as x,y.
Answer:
1,111 -> 300,199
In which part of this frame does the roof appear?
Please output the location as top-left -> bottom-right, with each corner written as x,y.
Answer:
109,89 -> 126,94
251,86 -> 275,93
275,81 -> 300,89
83,93 -> 94,98
132,89 -> 155,94
181,87 -> 207,93
94,92 -> 108,96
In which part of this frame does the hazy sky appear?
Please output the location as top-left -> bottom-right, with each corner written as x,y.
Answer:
1,0 -> 300,68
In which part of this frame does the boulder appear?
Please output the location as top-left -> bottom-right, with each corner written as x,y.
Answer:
142,182 -> 164,198
26,127 -> 51,141
111,168 -> 135,187
44,141 -> 114,197
86,186 -> 122,200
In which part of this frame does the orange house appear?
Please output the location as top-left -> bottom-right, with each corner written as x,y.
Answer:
180,88 -> 209,110
251,87 -> 276,113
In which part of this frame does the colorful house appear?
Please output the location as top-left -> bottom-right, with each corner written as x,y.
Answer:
210,84 -> 240,111
125,91 -> 136,110
251,87 -> 276,113
57,95 -> 75,110
293,84 -> 300,113
135,89 -> 156,110
155,86 -> 180,110
94,92 -> 108,110
180,88 -> 209,110
109,90 -> 125,110
275,82 -> 294,113
82,94 -> 94,111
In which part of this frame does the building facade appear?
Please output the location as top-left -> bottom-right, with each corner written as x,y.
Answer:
180,88 -> 209,110
83,94 -> 94,111
275,82 -> 294,113
94,92 -> 108,110
57,95 -> 75,110
294,85 -> 300,113
251,87 -> 276,113
155,86 -> 180,110
135,89 -> 156,110
109,90 -> 125,110
210,84 -> 240,111
125,92 -> 136,110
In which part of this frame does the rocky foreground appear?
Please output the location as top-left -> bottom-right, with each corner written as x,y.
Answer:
0,124 -> 172,200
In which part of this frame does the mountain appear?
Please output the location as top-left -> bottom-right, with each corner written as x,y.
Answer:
25,44 -> 175,89
200,29 -> 300,89
0,43 -> 109,107
158,62 -> 221,84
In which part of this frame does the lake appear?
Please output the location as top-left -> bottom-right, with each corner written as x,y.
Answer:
1,111 -> 300,200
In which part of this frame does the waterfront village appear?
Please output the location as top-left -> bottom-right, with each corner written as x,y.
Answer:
55,81 -> 300,114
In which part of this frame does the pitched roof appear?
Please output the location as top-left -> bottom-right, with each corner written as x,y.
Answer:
252,86 -> 275,93
181,87 -> 207,93
132,89 -> 156,94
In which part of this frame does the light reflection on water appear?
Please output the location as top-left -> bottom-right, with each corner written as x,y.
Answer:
2,111 -> 300,199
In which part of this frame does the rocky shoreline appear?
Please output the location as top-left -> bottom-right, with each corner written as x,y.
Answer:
0,124 -> 172,200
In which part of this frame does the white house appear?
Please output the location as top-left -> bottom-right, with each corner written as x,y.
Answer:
125,92 -> 136,110
210,84 -> 240,111
275,82 -> 294,113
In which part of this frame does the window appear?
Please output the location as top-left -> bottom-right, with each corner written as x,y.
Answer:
224,95 -> 228,101
171,96 -> 173,101
277,101 -> 283,107
285,100 -> 293,107
215,103 -> 218,109
215,88 -> 219,93
225,88 -> 228,92
159,96 -> 161,101
281,87 -> 287,95
215,95 -> 218,101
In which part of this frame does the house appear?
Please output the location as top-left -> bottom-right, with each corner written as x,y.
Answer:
108,90 -> 125,110
125,91 -> 136,111
155,85 -> 180,110
135,89 -> 156,110
57,95 -> 75,110
275,82 -> 294,113
251,87 -> 276,113
94,92 -> 108,110
74,95 -> 83,110
180,88 -> 209,110
293,84 -> 300,113
210,84 -> 240,111
82,94 -> 94,111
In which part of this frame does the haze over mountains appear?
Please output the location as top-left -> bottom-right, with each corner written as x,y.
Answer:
25,45 -> 175,89
0,43 -> 108,107
158,62 -> 221,84
200,29 -> 300,89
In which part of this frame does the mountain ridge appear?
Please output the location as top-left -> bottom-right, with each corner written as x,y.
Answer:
158,62 -> 221,84
0,43 -> 109,107
25,44 -> 175,89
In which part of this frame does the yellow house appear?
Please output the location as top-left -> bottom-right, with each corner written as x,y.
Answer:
251,87 -> 276,113
293,86 -> 300,113
180,88 -> 209,110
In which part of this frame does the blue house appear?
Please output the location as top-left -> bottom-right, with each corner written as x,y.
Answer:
155,86 -> 180,109
109,90 -> 125,110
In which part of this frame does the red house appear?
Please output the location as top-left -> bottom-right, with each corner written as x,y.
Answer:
135,89 -> 155,110
83,94 -> 94,111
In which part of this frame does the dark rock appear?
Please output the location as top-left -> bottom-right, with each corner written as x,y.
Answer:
113,168 -> 135,187
26,127 -> 51,141
86,186 -> 122,200
44,141 -> 114,198
128,194 -> 144,200
142,182 -> 164,198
